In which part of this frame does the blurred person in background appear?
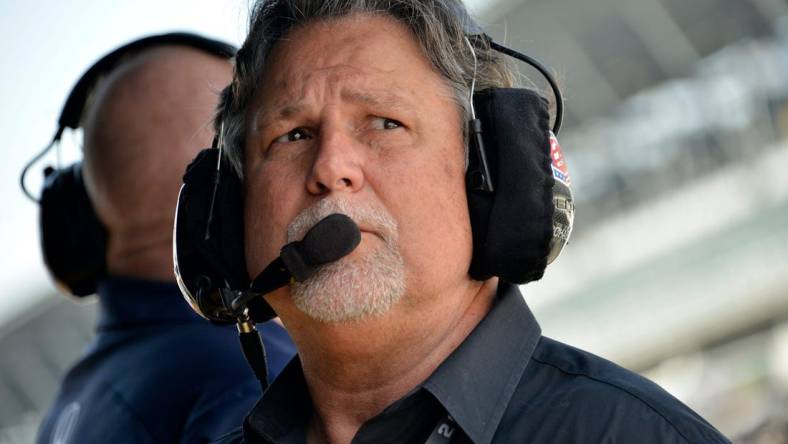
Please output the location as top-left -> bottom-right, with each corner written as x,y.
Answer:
172,0 -> 733,442
31,34 -> 295,444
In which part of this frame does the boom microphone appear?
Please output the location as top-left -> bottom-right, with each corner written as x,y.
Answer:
230,213 -> 361,311
233,214 -> 359,393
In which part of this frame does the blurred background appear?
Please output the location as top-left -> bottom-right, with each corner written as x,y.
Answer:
1,0 -> 787,442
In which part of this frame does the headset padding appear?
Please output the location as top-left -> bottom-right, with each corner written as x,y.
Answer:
467,88 -> 555,284
175,149 -> 275,322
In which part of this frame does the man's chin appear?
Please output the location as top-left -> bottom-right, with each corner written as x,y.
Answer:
291,252 -> 405,323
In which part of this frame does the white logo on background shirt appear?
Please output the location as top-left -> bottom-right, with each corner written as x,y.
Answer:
52,402 -> 80,444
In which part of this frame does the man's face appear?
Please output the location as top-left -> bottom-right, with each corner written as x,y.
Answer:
243,14 -> 473,321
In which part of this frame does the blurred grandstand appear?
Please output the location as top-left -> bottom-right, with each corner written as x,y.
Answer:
3,0 -> 788,442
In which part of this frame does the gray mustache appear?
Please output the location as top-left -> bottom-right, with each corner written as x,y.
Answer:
286,197 -> 399,249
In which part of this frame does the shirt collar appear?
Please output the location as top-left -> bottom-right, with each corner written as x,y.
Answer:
245,282 -> 541,444
245,357 -> 311,443
422,282 -> 541,444
96,276 -> 206,331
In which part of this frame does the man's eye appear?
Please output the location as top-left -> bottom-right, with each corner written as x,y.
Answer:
273,128 -> 312,144
371,117 -> 403,130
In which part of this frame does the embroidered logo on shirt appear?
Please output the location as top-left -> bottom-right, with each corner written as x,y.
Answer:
52,402 -> 80,444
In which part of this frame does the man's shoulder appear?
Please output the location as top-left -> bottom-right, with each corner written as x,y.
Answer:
497,336 -> 730,444
40,325 -> 263,443
92,323 -> 251,386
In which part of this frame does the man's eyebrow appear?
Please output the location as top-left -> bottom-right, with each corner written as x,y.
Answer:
254,90 -> 413,129
254,102 -> 305,129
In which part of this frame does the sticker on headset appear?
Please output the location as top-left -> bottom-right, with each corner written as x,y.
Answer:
549,131 -> 571,186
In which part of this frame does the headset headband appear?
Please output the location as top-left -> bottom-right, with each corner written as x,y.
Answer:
452,2 -> 563,133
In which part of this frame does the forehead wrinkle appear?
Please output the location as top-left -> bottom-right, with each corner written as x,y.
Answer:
253,63 -> 352,129
254,67 -> 412,131
341,87 -> 413,112
252,94 -> 308,131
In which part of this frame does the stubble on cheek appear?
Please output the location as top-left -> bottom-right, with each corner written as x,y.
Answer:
243,170 -> 292,278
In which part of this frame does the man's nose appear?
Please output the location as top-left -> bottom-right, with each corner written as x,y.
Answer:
306,127 -> 364,195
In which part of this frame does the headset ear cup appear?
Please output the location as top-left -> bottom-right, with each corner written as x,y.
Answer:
39,163 -> 107,296
174,149 -> 276,323
174,149 -> 236,320
467,88 -> 558,284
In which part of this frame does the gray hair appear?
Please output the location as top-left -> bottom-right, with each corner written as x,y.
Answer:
218,0 -> 515,178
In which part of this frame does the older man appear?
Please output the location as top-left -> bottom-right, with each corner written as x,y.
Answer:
35,36 -> 295,444
208,1 -> 730,443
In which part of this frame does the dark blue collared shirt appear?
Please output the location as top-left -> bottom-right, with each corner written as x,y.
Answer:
219,282 -> 730,444
37,277 -> 296,444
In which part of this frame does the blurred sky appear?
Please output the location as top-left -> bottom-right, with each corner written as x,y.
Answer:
0,0 -> 489,325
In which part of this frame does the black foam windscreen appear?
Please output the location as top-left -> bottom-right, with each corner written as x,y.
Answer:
280,214 -> 361,282
39,164 -> 107,296
467,88 -> 555,284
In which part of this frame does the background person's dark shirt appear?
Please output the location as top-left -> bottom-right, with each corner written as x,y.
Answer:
36,277 -> 296,444
217,282 -> 730,444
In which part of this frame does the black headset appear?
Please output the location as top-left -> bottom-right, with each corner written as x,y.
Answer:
173,8 -> 576,324
19,32 -> 237,297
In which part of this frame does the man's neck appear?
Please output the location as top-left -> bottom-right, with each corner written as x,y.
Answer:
281,279 -> 498,444
107,235 -> 175,282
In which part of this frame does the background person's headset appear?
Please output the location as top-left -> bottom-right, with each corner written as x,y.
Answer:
172,6 -> 576,327
19,32 -> 237,297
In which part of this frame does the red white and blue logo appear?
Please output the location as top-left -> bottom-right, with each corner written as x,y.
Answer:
549,131 -> 571,186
